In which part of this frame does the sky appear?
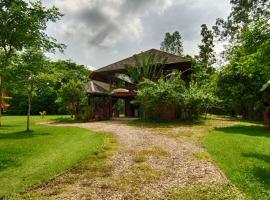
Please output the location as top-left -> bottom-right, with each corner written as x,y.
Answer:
44,0 -> 231,69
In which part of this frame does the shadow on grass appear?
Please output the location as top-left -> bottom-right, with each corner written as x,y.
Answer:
214,125 -> 270,138
128,118 -> 205,128
242,152 -> 270,164
0,157 -> 21,171
0,131 -> 50,140
0,125 -> 20,128
250,167 -> 270,190
50,117 -> 89,124
0,148 -> 25,171
242,152 -> 270,190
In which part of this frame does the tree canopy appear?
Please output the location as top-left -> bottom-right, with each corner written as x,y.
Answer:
160,31 -> 183,56
0,0 -> 65,127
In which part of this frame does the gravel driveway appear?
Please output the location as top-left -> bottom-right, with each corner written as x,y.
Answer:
29,119 -> 240,199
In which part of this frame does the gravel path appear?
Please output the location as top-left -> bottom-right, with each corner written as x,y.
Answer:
31,120 -> 230,199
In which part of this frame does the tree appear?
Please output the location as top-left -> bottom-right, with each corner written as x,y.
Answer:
196,24 -> 216,72
52,60 -> 90,115
6,60 -> 90,116
57,80 -> 86,118
160,31 -> 183,56
216,19 -> 270,120
50,60 -> 90,84
15,49 -> 54,131
213,0 -> 270,42
0,0 -> 64,126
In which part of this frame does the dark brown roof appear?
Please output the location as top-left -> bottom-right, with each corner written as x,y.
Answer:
94,49 -> 191,73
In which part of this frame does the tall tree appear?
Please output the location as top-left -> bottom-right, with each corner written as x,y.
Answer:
0,0 -> 64,126
213,0 -> 270,42
216,19 -> 270,120
197,24 -> 216,69
160,31 -> 183,56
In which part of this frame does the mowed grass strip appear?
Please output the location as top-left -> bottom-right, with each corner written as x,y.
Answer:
0,116 -> 104,198
205,123 -> 270,200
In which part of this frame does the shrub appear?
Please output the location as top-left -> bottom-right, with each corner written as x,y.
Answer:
137,73 -> 185,119
136,74 -> 218,120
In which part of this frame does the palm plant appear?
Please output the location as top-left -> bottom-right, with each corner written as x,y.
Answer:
123,53 -> 167,84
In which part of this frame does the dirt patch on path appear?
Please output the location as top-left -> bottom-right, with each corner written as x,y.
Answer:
26,119 -> 243,199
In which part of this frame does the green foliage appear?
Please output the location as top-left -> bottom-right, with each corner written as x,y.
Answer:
136,73 -> 217,120
0,0 -> 64,56
9,49 -> 51,131
213,0 -> 270,42
216,19 -> 270,119
160,31 -> 183,56
0,0 -> 64,126
183,82 -> 218,119
137,73 -> 185,119
57,80 -> 86,117
124,53 -> 167,84
195,24 -> 216,75
6,60 -> 90,115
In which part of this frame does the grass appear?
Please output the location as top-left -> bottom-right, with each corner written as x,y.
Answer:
129,116 -> 270,199
18,132 -> 119,199
0,115 -> 105,198
205,123 -> 270,200
164,182 -> 244,200
133,155 -> 146,163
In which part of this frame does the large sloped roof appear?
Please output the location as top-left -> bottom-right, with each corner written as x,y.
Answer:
94,48 -> 191,73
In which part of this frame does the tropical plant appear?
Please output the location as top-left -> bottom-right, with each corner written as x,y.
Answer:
124,53 -> 167,84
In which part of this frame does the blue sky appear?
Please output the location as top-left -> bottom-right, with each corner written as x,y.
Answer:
44,0 -> 231,69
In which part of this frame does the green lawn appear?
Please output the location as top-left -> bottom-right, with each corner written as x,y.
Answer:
0,116 -> 105,198
205,123 -> 270,200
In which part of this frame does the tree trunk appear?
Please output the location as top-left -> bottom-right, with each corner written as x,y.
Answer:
27,83 -> 33,132
0,76 -> 2,127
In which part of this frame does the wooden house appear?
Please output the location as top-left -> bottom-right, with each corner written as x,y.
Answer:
86,49 -> 192,120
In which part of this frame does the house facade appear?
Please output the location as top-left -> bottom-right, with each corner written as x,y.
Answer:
86,49 -> 191,120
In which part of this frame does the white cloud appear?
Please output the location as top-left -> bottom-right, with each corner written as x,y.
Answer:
52,0 -> 173,48
45,0 -> 231,68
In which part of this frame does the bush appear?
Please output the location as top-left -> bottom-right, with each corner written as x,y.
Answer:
183,82 -> 218,119
136,74 -> 218,120
137,74 -> 185,119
